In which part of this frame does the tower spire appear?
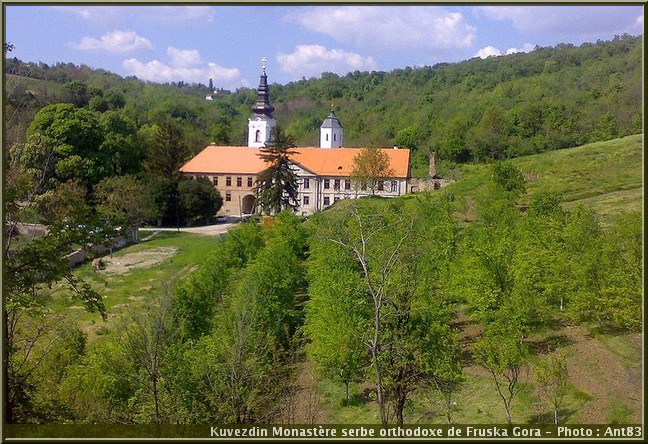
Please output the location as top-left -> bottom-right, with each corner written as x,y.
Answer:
251,56 -> 274,117
248,56 -> 277,147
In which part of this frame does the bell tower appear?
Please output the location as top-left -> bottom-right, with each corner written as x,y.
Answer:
248,57 -> 276,147
319,105 -> 343,148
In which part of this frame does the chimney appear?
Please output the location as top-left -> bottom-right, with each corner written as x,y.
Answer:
429,151 -> 437,178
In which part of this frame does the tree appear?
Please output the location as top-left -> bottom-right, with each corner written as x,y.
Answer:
143,120 -> 189,181
121,291 -> 176,423
304,237 -> 369,405
94,175 -> 157,242
177,216 -> 305,423
173,222 -> 264,340
535,352 -> 569,424
178,177 -> 223,224
25,103 -> 107,188
141,121 -> 191,227
62,80 -> 90,108
427,331 -> 464,424
99,110 -> 144,176
473,324 -> 528,424
253,126 -> 299,215
310,196 -> 459,425
492,161 -> 526,198
351,147 -> 393,195
566,209 -> 642,331
4,166 -> 106,423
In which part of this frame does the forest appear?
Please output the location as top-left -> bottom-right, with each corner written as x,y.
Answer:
3,34 -> 643,427
4,164 -> 642,425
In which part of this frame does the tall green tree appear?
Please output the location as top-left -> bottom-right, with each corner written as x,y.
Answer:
99,110 -> 143,176
535,352 -> 569,424
473,324 -> 528,424
254,126 -> 299,215
310,196 -> 459,425
304,238 -> 369,405
25,103 -> 107,188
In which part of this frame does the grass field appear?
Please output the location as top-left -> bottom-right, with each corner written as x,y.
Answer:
443,134 -> 643,221
47,231 -> 224,341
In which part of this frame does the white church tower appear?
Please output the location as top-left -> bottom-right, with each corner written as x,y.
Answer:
248,57 -> 276,147
319,106 -> 344,148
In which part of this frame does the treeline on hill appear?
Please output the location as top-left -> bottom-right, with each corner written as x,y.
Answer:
6,164 -> 641,424
5,34 -> 642,182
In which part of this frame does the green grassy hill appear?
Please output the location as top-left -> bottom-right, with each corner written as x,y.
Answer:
442,134 -> 643,221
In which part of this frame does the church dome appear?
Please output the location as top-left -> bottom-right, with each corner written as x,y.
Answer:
321,109 -> 343,129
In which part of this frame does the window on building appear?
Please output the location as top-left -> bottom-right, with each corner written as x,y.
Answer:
334,179 -> 340,190
247,177 -> 253,187
324,179 -> 330,189
333,134 -> 337,141
345,179 -> 351,190
323,196 -> 330,206
325,134 -> 329,141
212,176 -> 218,186
225,192 -> 232,202
255,130 -> 261,143
226,176 -> 232,186
391,180 -> 398,193
236,177 -> 242,187
378,181 -> 384,191
303,178 -> 310,189
303,195 -> 310,205
334,196 -> 340,202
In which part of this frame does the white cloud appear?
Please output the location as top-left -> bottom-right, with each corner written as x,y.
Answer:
475,43 -> 535,59
288,6 -> 475,53
505,43 -> 536,55
476,5 -> 643,38
277,45 -> 377,80
123,49 -> 240,88
167,47 -> 203,68
72,30 -> 153,53
475,46 -> 502,59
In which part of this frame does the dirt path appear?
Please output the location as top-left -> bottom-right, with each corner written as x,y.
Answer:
98,247 -> 178,275
559,325 -> 642,423
140,222 -> 237,237
455,310 -> 643,423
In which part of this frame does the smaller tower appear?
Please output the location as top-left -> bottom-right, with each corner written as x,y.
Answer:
248,57 -> 276,147
320,105 -> 343,148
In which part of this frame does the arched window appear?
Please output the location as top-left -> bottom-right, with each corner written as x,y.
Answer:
255,130 -> 261,142
325,134 -> 329,141
333,134 -> 337,141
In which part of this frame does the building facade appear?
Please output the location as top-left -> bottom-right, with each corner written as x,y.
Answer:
180,61 -> 411,217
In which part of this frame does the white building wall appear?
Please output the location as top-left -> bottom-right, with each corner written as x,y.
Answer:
320,127 -> 343,148
248,116 -> 276,147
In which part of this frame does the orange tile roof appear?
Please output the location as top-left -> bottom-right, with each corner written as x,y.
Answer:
180,145 -> 410,178
180,145 -> 267,174
292,147 -> 410,178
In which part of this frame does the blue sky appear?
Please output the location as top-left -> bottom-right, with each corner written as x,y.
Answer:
4,3 -> 644,90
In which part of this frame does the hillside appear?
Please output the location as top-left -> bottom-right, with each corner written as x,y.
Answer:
443,134 -> 643,221
5,34 -> 642,174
